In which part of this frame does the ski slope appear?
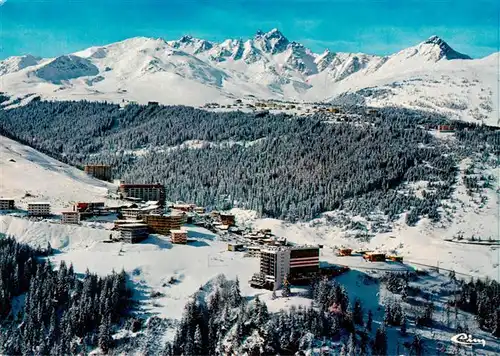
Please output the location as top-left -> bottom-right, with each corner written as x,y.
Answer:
0,135 -> 116,213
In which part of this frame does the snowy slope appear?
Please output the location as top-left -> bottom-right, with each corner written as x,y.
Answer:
1,30 -> 498,126
0,135 -> 117,213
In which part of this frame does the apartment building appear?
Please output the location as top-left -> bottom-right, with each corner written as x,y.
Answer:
171,229 -> 188,244
27,202 -> 51,216
61,211 -> 80,224
119,184 -> 165,205
84,164 -> 112,181
143,214 -> 183,235
250,245 -> 320,290
119,223 -> 149,243
0,199 -> 15,210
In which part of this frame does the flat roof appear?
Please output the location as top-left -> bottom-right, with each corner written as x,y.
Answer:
171,229 -> 187,234
0,198 -> 15,200
28,202 -> 50,205
120,223 -> 148,228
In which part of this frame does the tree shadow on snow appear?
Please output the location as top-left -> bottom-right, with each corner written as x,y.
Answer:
139,235 -> 173,249
187,239 -> 209,247
186,228 -> 215,241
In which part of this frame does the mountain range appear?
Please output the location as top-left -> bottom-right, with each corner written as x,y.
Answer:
0,29 -> 498,126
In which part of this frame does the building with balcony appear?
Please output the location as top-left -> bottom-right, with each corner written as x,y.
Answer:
119,184 -> 165,205
250,245 -> 320,290
119,223 -> 149,243
27,202 -> 51,216
171,229 -> 188,244
61,211 -> 80,224
0,198 -> 15,211
84,164 -> 112,181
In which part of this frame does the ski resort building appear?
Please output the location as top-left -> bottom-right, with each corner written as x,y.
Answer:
220,214 -> 236,226
119,223 -> 149,243
119,184 -> 165,205
0,198 -> 15,210
143,214 -> 183,235
171,229 -> 188,244
250,245 -> 320,290
74,202 -> 106,213
27,202 -> 51,216
84,164 -> 112,181
61,211 -> 80,224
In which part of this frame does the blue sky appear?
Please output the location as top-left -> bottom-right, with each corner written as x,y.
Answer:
0,0 -> 498,59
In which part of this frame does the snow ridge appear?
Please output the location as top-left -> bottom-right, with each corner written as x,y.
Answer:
0,30 -> 498,126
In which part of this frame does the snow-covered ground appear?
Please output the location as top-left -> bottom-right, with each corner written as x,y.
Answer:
0,135 -> 119,213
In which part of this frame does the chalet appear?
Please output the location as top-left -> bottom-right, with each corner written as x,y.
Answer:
220,214 -> 236,226
338,248 -> 352,256
363,252 -> 386,262
437,124 -> 454,132
227,243 -> 245,252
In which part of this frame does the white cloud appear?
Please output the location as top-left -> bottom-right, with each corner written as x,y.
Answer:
0,0 -> 6,6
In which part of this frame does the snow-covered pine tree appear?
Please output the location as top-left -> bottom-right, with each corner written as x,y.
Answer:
353,298 -> 364,326
400,314 -> 407,336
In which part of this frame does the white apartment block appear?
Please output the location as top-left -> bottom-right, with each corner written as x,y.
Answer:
27,202 -> 51,216
61,211 -> 80,224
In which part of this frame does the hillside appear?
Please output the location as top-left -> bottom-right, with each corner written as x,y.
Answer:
0,134 -> 498,355
0,29 -> 498,126
0,135 -> 117,213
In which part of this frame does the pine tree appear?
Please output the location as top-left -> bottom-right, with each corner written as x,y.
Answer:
98,316 -> 112,354
492,309 -> 500,337
366,310 -> 373,332
282,275 -> 291,298
372,326 -> 387,356
353,298 -> 364,326
194,324 -> 203,355
383,304 -> 391,326
347,333 -> 356,356
411,334 -> 424,356
400,315 -> 407,336
162,342 -> 173,356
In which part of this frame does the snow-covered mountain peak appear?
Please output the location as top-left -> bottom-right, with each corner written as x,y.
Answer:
391,35 -> 472,62
0,30 -> 497,127
253,28 -> 289,54
0,54 -> 42,75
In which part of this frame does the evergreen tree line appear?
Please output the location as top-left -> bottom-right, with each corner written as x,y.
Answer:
161,274 -> 427,356
453,277 -> 500,337
0,237 -> 133,355
1,100 -> 497,223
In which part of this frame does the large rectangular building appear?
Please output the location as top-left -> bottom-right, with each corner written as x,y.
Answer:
27,202 -> 51,216
0,199 -> 15,210
84,164 -> 112,181
251,245 -> 320,290
119,184 -> 165,205
143,214 -> 183,235
119,223 -> 149,243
